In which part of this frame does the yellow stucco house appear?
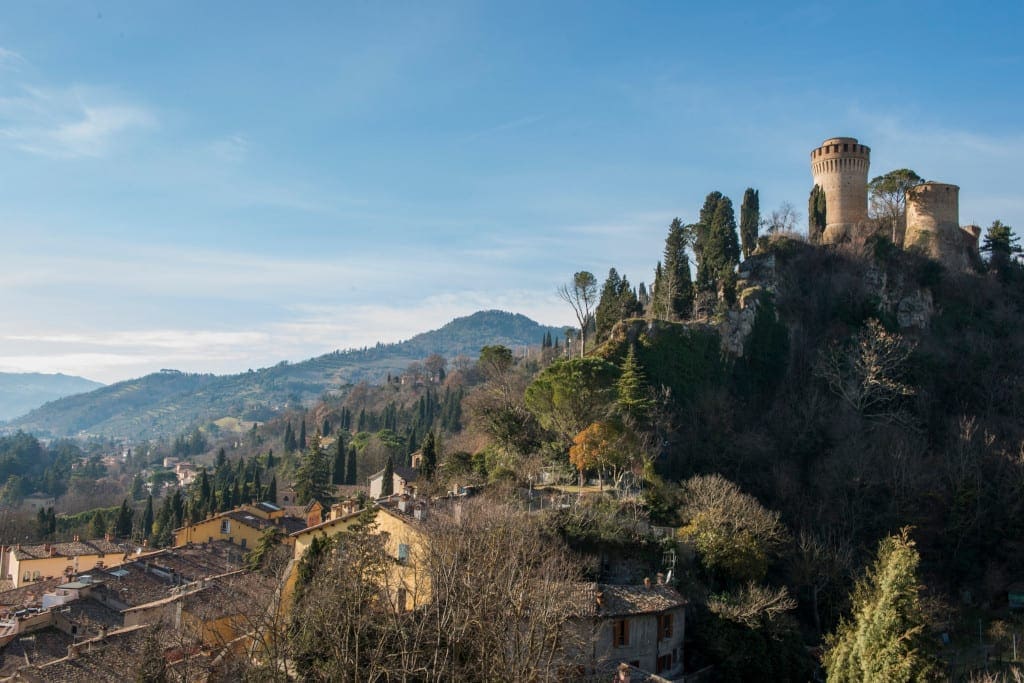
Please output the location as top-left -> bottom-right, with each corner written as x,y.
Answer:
4,536 -> 129,588
172,502 -> 313,550
284,496 -> 430,613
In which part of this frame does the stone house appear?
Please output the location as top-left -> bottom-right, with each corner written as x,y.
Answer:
368,464 -> 419,499
569,580 -> 687,679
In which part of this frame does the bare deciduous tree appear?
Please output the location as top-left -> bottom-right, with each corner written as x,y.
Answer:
557,271 -> 598,356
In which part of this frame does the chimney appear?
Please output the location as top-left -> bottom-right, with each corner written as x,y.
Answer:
397,496 -> 409,513
656,572 -> 665,586
73,535 -> 79,543
414,504 -> 427,521
595,590 -> 604,609
643,577 -> 651,590
104,533 -> 112,543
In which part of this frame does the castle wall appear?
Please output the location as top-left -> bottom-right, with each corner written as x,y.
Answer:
905,183 -> 972,271
810,137 -> 870,244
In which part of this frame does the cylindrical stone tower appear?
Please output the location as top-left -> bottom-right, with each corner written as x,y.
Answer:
905,182 -> 965,268
810,137 -> 871,244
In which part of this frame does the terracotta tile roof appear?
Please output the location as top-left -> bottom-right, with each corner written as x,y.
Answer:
0,577 -> 65,610
572,582 -> 687,618
18,625 -> 154,682
10,538 -> 127,561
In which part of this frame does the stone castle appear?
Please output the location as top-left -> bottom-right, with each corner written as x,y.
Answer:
809,136 -> 980,270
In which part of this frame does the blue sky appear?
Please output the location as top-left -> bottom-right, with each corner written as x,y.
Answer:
1,2 -> 1021,383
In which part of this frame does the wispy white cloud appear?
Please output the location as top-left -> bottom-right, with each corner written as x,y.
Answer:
0,47 -> 25,70
0,85 -> 156,158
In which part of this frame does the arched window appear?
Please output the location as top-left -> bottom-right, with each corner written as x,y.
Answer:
22,572 -> 29,583
31,571 -> 40,581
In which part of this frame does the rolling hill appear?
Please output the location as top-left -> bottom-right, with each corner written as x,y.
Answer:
0,373 -> 104,422
8,310 -> 565,439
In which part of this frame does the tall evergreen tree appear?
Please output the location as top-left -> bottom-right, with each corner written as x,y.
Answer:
381,457 -> 394,497
808,185 -> 827,244
345,445 -> 358,486
321,418 -> 331,437
215,447 -> 227,471
299,419 -> 307,450
695,192 -> 741,295
824,529 -> 936,682
114,499 -> 133,538
981,219 -> 1021,275
295,436 -> 331,505
91,509 -> 107,538
615,344 -> 653,423
654,218 -> 694,320
420,431 -> 438,480
595,268 -> 640,341
267,475 -> 278,503
332,434 -> 346,486
740,188 -> 760,259
142,494 -> 155,539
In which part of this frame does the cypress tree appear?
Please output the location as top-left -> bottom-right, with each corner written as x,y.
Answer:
740,188 -> 760,259
809,185 -> 827,244
695,192 -> 740,294
332,435 -> 346,486
420,431 -> 437,480
381,457 -> 394,497
299,419 -> 307,450
215,447 -> 227,471
253,469 -> 262,501
345,445 -> 358,486
142,495 -> 155,539
198,468 -> 211,514
267,475 -> 277,503
322,418 -> 331,437
115,499 -> 133,538
171,489 -> 184,527
266,449 -> 275,469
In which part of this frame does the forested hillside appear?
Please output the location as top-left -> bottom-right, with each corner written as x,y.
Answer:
0,372 -> 103,421
9,311 -> 564,439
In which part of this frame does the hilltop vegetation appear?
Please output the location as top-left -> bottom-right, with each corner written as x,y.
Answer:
9,311 -> 564,439
0,372 -> 103,422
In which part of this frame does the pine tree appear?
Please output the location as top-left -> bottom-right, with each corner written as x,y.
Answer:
295,436 -> 331,505
657,217 -> 694,320
381,457 -> 394,497
114,499 -> 133,538
695,192 -> 740,295
824,529 -> 936,683
420,431 -> 438,480
345,445 -> 358,486
740,188 -> 760,259
91,509 -> 107,538
616,344 -> 653,422
595,267 -> 640,341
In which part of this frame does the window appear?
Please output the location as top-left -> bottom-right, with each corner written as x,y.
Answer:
658,613 -> 674,640
656,653 -> 673,674
32,571 -> 40,581
397,543 -> 410,564
240,538 -> 247,549
220,519 -> 231,534
22,572 -> 29,583
612,618 -> 629,647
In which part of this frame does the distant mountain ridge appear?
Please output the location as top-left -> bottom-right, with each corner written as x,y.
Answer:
9,310 -> 565,439
0,373 -> 104,422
